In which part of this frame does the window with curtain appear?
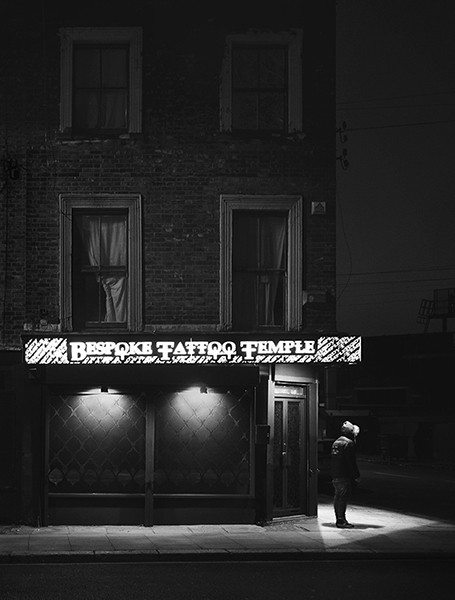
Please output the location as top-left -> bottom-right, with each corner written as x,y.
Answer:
232,211 -> 287,331
73,44 -> 128,132
72,211 -> 128,329
59,27 -> 142,136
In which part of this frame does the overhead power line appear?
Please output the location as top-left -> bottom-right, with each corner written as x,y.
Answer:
337,102 -> 455,112
337,284 -> 452,298
336,276 -> 455,286
337,90 -> 455,105
337,265 -> 455,277
345,119 -> 455,132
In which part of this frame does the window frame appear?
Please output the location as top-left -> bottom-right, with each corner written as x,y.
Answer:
220,30 -> 302,134
59,27 -> 142,136
60,194 -> 143,332
220,195 -> 303,332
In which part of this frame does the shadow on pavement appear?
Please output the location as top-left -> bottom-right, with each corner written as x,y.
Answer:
321,522 -> 384,530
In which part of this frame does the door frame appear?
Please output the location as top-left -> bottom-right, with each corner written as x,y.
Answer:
271,383 -> 307,517
268,375 -> 318,520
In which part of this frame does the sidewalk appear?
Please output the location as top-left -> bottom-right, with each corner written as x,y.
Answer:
1,497 -> 454,563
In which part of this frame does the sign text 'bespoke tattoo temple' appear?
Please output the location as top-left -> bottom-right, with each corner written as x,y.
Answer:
23,335 -> 361,365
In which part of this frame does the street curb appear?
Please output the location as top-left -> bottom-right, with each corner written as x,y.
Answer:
2,550 -> 455,564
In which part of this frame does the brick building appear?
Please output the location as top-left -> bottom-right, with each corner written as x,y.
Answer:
0,1 -> 360,526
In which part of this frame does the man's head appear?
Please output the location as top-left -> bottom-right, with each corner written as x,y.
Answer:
341,421 -> 360,440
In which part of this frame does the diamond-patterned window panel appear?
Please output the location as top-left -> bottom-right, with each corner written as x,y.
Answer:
48,393 -> 145,494
154,388 -> 252,495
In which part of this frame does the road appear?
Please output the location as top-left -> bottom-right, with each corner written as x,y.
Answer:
0,559 -> 454,600
319,457 -> 455,521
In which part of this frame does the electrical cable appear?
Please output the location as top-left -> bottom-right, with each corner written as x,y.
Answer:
337,265 -> 455,277
336,275 -> 455,287
337,90 -> 455,105
337,102 -> 455,112
335,189 -> 353,303
344,119 -> 455,132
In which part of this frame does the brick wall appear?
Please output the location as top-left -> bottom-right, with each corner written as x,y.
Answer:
0,1 -> 336,348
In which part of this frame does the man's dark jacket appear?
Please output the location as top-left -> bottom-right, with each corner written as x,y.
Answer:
331,435 -> 360,480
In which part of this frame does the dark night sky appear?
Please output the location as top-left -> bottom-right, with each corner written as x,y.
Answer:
336,0 -> 455,336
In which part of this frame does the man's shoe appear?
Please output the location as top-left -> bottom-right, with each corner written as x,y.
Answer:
336,521 -> 354,529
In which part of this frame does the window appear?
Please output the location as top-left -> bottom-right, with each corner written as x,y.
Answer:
60,28 -> 142,135
231,46 -> 287,132
220,195 -> 303,331
232,211 -> 287,330
220,31 -> 302,134
73,45 -> 129,132
72,211 -> 128,328
60,195 -> 142,332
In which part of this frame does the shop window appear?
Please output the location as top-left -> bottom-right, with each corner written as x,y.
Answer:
48,393 -> 146,494
154,388 -> 252,495
59,27 -> 142,136
60,194 -> 142,332
220,30 -> 302,134
220,195 -> 303,331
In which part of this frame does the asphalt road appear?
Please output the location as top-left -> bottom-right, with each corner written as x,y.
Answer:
319,458 -> 455,521
0,559 -> 454,600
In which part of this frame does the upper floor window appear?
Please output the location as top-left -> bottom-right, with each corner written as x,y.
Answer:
60,28 -> 142,136
60,194 -> 142,332
231,45 -> 287,132
232,211 -> 287,330
72,210 -> 128,329
220,195 -> 303,332
73,44 -> 129,132
220,31 -> 302,135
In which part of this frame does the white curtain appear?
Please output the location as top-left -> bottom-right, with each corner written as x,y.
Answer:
102,91 -> 127,129
260,216 -> 286,326
101,48 -> 127,129
79,215 -> 127,322
232,214 -> 286,329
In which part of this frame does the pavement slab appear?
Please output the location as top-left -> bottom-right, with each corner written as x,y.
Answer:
1,498 -> 455,563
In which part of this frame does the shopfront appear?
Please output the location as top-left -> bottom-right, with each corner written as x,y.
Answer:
23,333 -> 361,526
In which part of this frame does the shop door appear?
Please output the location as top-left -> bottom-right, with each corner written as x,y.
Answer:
272,384 -> 307,516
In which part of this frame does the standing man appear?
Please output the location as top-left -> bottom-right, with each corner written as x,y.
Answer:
331,421 -> 360,528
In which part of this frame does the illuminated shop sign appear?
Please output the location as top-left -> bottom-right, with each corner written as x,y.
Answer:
23,335 -> 361,365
